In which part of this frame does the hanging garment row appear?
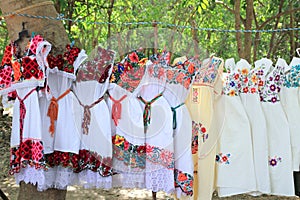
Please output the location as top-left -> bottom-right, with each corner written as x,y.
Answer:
0,35 -> 299,199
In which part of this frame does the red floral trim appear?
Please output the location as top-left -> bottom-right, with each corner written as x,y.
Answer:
174,168 -> 194,196
10,139 -> 46,175
47,44 -> 81,74
45,150 -> 113,177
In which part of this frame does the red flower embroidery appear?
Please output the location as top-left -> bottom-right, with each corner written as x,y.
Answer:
129,52 -> 139,63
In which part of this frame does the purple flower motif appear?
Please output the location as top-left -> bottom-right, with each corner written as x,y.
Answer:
270,84 -> 276,91
211,73 -> 216,79
230,81 -> 235,87
269,77 -> 273,81
275,75 -> 280,81
269,158 -> 277,166
271,97 -> 277,103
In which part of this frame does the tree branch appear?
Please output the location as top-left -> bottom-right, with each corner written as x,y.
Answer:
267,0 -> 284,57
259,7 -> 300,29
216,0 -> 246,25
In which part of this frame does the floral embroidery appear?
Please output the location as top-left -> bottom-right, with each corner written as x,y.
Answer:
269,156 -> 282,167
222,72 -> 240,96
10,139 -> 46,175
194,57 -> 222,85
191,121 -> 208,154
174,169 -> 194,196
284,64 -> 300,88
260,64 -> 284,103
112,134 -> 174,169
216,153 -> 231,164
45,150 -> 113,177
77,46 -> 115,83
192,87 -> 200,103
47,44 -> 82,74
110,51 -> 147,92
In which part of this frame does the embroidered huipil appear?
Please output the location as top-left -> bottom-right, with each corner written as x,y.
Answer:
71,46 -> 115,189
161,56 -> 201,197
216,58 -> 256,197
20,43 -> 88,191
258,58 -> 294,196
237,59 -> 271,195
184,56 -> 224,200
108,51 -> 148,188
6,36 -> 51,182
281,57 -> 300,172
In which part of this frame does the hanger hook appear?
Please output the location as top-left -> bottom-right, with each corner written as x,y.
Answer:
296,48 -> 300,57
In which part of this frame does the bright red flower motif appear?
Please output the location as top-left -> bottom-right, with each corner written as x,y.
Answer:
137,145 -> 146,154
129,52 -> 139,63
250,88 -> 256,93
124,61 -> 133,72
201,127 -> 206,133
222,156 -> 228,162
234,74 -> 239,80
243,87 -> 249,93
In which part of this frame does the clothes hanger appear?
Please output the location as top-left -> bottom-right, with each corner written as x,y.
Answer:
14,22 -> 30,45
286,48 -> 300,72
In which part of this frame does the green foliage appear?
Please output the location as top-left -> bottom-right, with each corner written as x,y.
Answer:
0,0 -> 299,63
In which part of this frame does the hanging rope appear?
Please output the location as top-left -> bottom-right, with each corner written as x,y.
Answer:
1,12 -> 300,33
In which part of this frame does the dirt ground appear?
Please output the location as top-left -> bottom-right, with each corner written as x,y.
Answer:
0,115 -> 299,200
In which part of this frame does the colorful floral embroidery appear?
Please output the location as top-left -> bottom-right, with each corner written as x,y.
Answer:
284,64 -> 300,88
216,153 -> 231,164
174,169 -> 194,196
191,121 -> 208,154
194,57 -> 222,85
110,51 -> 147,92
222,72 -> 240,96
45,149 -> 113,177
112,134 -> 174,169
76,46 -> 115,83
260,64 -> 284,103
269,156 -> 282,167
10,139 -> 46,175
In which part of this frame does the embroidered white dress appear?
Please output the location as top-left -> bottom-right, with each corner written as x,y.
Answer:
236,59 -> 271,195
281,57 -> 300,172
6,36 -> 52,187
33,44 -> 87,191
109,51 -> 175,194
108,52 -> 148,189
215,58 -> 256,197
258,58 -> 294,196
72,46 -> 115,189
162,57 -> 200,197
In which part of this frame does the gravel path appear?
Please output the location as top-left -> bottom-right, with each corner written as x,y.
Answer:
0,115 -> 299,200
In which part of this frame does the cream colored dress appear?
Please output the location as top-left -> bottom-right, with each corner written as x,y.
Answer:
185,56 -> 224,200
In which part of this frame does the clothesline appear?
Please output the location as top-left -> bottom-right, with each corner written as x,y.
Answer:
1,12 -> 300,33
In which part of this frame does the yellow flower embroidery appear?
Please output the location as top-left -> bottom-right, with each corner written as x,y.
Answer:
114,135 -> 125,146
229,90 -> 236,96
251,74 -> 258,84
241,68 -> 249,76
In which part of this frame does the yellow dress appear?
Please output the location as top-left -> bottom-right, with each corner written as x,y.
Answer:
185,56 -> 224,200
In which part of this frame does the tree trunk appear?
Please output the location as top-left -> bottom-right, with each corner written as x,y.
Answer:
244,0 -> 254,63
0,0 -> 69,54
234,0 -> 244,59
0,0 -> 69,199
